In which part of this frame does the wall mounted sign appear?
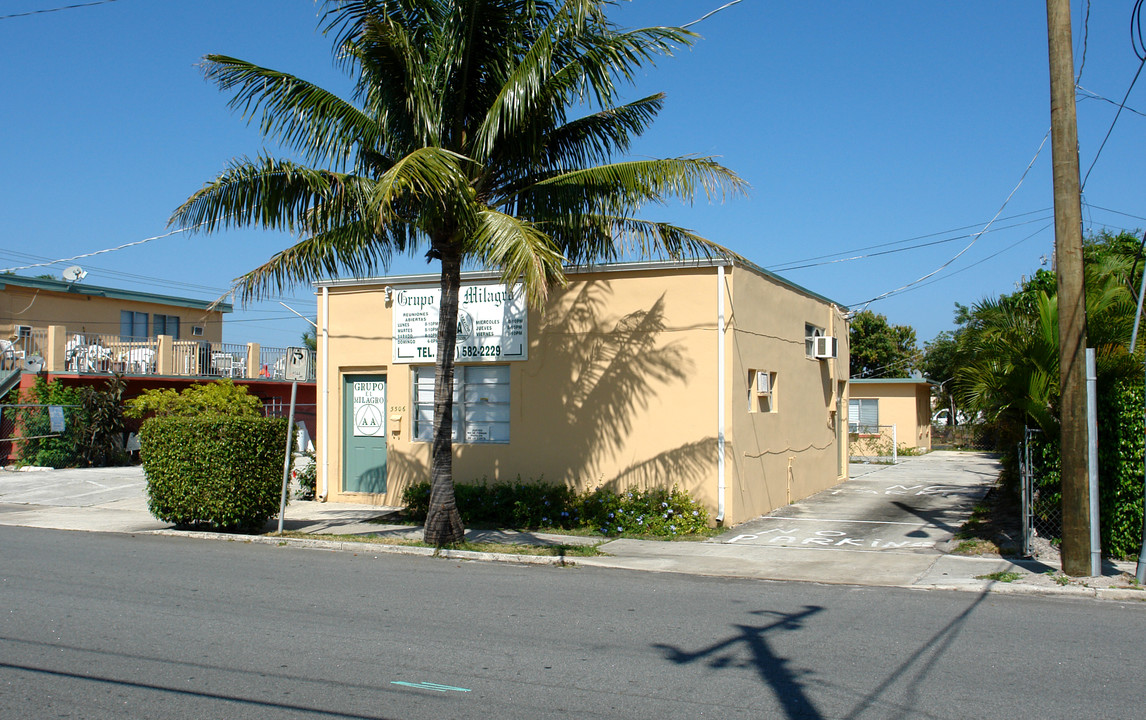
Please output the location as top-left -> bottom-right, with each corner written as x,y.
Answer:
393,282 -> 527,363
352,380 -> 386,436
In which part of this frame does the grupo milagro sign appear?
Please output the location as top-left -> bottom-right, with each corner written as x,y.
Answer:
393,282 -> 527,363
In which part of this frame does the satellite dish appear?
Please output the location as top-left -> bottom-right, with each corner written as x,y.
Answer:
62,265 -> 87,283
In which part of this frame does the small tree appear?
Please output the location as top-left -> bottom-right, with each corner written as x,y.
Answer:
849,310 -> 920,378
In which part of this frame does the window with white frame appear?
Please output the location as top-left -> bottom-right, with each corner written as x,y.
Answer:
849,398 -> 879,434
414,365 -> 510,444
805,323 -> 824,358
749,369 -> 776,413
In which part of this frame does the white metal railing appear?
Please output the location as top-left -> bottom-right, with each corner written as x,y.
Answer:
46,330 -> 315,382
65,332 -> 159,374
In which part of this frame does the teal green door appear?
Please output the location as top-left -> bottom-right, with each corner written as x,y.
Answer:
343,374 -> 387,493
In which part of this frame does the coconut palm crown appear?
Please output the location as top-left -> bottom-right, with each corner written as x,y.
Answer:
170,0 -> 746,544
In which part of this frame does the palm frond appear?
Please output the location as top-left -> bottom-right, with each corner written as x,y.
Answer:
528,156 -> 748,210
201,55 -> 378,170
169,156 -> 348,234
230,220 -> 403,303
466,207 -> 567,307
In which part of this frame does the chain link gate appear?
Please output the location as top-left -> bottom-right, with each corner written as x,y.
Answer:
1020,426 -> 1062,557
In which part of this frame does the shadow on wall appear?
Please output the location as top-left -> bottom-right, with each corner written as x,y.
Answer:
385,281 -> 716,502
529,282 -> 713,499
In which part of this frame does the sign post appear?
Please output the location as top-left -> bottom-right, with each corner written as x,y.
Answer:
277,347 -> 309,534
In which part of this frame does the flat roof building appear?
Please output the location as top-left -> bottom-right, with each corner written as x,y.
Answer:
314,259 -> 850,526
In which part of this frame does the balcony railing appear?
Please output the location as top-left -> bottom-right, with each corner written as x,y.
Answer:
33,326 -> 316,382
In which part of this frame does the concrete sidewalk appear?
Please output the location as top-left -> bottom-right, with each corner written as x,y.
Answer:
0,454 -> 1142,602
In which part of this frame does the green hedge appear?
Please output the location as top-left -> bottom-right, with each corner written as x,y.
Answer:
402,478 -> 709,537
1029,378 -> 1145,559
140,416 -> 290,530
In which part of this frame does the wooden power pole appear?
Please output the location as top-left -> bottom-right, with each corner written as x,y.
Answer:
1046,0 -> 1092,576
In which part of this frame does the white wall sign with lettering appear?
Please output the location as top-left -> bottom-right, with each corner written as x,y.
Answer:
352,381 -> 386,436
393,283 -> 527,363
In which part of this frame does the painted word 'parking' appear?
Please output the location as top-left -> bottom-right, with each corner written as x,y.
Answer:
726,527 -> 935,550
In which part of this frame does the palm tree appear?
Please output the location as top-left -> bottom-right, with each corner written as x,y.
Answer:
170,0 -> 746,545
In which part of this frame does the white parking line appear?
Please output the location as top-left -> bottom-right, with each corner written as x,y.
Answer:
754,516 -> 930,527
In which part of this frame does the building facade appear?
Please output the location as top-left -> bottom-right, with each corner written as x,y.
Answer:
848,378 -> 937,452
314,260 -> 850,527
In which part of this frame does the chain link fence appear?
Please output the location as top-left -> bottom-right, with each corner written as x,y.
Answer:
1020,427 -> 1061,557
0,404 -> 85,467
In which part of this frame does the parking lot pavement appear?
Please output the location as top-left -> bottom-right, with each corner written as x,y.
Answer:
716,451 -> 999,555
0,466 -> 147,507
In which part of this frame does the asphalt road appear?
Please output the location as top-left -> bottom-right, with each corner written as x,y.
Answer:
2,525 -> 1144,720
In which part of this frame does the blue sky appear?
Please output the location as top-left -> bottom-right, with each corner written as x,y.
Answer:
2,1 -> 1143,351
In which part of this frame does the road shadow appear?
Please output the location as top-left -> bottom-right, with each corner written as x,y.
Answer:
654,591 -> 993,719
654,605 -> 826,720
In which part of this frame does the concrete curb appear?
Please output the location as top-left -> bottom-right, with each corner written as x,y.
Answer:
150,529 -> 579,567
148,528 -> 1146,601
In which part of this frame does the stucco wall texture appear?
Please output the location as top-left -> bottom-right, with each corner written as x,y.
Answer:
316,262 -> 850,527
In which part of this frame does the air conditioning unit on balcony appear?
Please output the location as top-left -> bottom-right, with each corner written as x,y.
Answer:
813,335 -> 837,359
13,325 -> 31,339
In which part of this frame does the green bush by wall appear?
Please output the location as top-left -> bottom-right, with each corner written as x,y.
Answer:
141,416 -> 289,530
402,478 -> 709,537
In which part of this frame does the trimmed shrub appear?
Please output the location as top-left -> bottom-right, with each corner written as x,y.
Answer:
401,479 -> 709,537
141,416 -> 289,530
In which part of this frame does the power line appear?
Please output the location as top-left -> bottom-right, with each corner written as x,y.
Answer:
850,128 -> 1051,309
768,213 -> 1054,273
681,0 -> 743,29
0,0 -> 118,21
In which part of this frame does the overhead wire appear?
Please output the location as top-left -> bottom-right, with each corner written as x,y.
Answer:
768,213 -> 1054,273
0,0 -> 118,21
849,128 -> 1052,310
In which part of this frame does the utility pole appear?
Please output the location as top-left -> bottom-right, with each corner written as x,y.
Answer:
1046,0 -> 1092,576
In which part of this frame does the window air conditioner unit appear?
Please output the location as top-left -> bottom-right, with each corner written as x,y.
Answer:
756,371 -> 771,394
813,335 -> 837,359
13,325 -> 31,339
192,326 -> 205,337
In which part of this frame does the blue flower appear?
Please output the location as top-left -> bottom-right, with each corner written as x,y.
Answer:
608,512 -> 614,519
661,502 -> 668,508
670,525 -> 677,533
616,526 -> 623,532
692,510 -> 699,516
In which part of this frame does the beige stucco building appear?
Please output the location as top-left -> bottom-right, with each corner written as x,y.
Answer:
848,378 -> 937,451
0,274 -> 227,350
314,260 -> 850,527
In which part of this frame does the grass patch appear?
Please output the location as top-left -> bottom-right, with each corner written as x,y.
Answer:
952,538 -> 1002,556
975,571 -> 1023,583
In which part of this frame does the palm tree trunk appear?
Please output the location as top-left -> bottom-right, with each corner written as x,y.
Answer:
424,243 -> 466,546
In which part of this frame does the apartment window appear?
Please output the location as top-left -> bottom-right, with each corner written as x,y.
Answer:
154,314 -> 180,340
805,323 -> 824,358
849,398 -> 879,435
120,311 -> 148,340
414,365 -> 510,444
749,369 -> 776,413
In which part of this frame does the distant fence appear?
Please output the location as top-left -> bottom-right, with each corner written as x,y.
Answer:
0,403 -> 83,466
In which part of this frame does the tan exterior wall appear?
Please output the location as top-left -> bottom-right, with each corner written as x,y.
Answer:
726,268 -> 850,523
849,381 -> 933,450
318,263 -> 848,527
0,285 -> 224,345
